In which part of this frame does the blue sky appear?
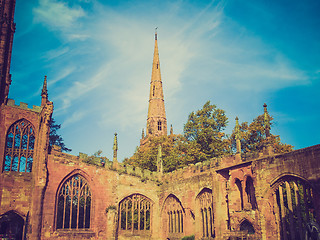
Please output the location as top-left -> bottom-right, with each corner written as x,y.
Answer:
10,0 -> 320,160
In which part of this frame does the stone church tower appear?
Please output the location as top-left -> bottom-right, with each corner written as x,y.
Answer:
145,31 -> 167,140
0,0 -> 15,105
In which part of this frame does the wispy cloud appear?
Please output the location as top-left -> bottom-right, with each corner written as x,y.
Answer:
20,0 -> 315,158
33,0 -> 85,31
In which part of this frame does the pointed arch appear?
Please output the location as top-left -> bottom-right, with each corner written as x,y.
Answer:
196,188 -> 214,238
162,194 -> 185,237
239,219 -> 255,234
0,211 -> 25,240
3,119 -> 35,172
118,193 -> 153,235
55,173 -> 92,230
272,175 -> 319,240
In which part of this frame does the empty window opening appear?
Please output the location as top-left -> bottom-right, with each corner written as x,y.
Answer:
245,177 -> 257,210
56,174 -> 91,230
119,194 -> 152,232
3,119 -> 35,173
153,85 -> 155,96
235,179 -> 244,210
274,178 -> 318,240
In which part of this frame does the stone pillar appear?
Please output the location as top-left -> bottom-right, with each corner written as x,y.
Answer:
30,101 -> 53,239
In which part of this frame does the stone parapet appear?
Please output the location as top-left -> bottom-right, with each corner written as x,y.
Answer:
6,99 -> 42,113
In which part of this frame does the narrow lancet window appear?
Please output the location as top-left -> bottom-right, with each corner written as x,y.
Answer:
158,121 -> 162,131
3,119 -> 35,172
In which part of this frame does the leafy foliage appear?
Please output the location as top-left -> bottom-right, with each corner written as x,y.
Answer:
124,134 -> 186,172
128,101 -> 293,172
82,150 -> 109,167
183,101 -> 231,161
181,236 -> 195,240
230,113 -> 293,154
49,118 -> 72,152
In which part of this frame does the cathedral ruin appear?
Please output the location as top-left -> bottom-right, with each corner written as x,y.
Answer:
0,0 -> 319,239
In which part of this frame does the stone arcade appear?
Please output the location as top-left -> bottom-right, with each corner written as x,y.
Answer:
0,0 -> 320,239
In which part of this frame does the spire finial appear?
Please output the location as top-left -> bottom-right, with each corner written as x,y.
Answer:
155,27 -> 158,40
113,133 -> 118,168
235,117 -> 240,140
41,75 -> 48,96
170,124 -> 173,135
235,116 -> 241,154
263,103 -> 270,138
41,75 -> 48,105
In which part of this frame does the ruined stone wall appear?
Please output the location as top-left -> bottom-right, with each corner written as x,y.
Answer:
41,149 -> 160,240
0,103 -> 41,222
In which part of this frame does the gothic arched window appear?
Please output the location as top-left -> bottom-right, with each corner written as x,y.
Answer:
56,174 -> 91,230
197,188 -> 214,238
119,194 -> 152,233
0,211 -> 24,240
163,195 -> 184,235
3,119 -> 35,172
273,177 -> 318,240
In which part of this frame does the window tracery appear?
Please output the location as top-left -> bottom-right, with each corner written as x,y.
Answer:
3,119 -> 35,172
163,195 -> 184,234
274,177 -> 318,240
56,174 -> 91,230
119,194 -> 152,233
197,189 -> 214,238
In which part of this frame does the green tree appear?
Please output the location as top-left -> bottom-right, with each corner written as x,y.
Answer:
82,150 -> 109,167
124,134 -> 186,172
49,118 -> 72,152
183,101 -> 231,162
231,114 -> 293,154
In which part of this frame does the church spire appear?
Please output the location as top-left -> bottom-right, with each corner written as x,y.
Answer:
146,29 -> 167,137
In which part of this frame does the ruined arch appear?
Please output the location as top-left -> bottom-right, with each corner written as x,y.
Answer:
55,173 -> 92,230
3,119 -> 35,172
118,193 -> 153,235
239,219 -> 255,234
196,188 -> 214,238
271,175 -> 320,240
162,194 -> 185,238
0,211 -> 25,240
